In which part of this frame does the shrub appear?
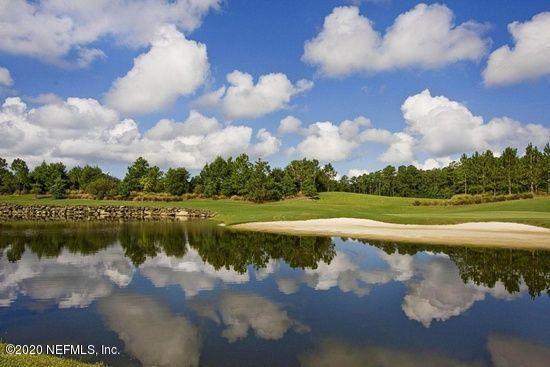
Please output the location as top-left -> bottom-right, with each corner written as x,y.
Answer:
85,177 -> 118,199
132,192 -> 182,202
414,192 -> 535,207
67,190 -> 94,199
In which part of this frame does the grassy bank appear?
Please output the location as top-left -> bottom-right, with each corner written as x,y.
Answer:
1,192 -> 549,228
0,343 -> 101,367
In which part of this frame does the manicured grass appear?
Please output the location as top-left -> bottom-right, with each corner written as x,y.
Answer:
2,192 -> 549,228
0,343 -> 101,367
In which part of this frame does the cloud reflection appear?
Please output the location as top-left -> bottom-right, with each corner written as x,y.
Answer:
272,248 -> 414,297
191,292 -> 309,342
0,247 -> 133,308
139,248 -> 249,297
99,293 -> 200,367
402,257 -> 524,327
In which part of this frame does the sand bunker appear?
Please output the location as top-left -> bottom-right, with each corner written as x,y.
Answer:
233,218 -> 550,249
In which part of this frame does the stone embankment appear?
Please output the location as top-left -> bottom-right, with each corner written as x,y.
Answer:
0,203 -> 214,221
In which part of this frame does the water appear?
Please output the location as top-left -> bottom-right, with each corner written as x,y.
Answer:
0,221 -> 549,366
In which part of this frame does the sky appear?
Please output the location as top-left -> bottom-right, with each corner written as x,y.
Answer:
0,0 -> 549,178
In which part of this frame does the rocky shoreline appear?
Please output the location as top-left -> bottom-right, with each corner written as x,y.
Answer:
0,203 -> 214,222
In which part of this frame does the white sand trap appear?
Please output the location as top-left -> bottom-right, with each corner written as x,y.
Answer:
233,218 -> 550,249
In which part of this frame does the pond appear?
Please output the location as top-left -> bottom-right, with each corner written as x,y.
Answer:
0,221 -> 549,366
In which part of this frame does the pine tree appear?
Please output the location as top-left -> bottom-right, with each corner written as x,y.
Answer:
544,143 -> 550,195
501,147 -> 518,195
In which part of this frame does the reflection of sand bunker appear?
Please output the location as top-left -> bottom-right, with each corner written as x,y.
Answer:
488,335 -> 550,367
300,335 -> 550,367
234,218 -> 550,249
300,339 -> 483,367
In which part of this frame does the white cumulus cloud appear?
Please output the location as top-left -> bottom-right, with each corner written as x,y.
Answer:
401,89 -> 550,158
278,115 -> 303,134
303,3 -> 488,77
347,169 -> 369,177
293,117 -> 371,161
297,122 -> 360,161
251,129 -> 282,157
0,96 -> 279,169
196,70 -> 313,120
106,25 -> 209,116
484,12 -> 550,86
0,0 -> 220,67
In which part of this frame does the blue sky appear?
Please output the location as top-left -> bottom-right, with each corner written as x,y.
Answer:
0,0 -> 549,177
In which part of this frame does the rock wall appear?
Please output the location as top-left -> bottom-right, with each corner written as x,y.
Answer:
0,203 -> 214,222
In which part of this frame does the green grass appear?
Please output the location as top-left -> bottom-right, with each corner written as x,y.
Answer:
2,192 -> 549,228
0,343 -> 101,367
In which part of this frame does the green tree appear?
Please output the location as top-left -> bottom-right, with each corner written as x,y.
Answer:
120,157 -> 150,195
245,159 -> 272,202
266,168 -> 285,200
163,167 -> 190,196
140,166 -> 164,193
302,177 -> 318,198
197,156 -> 232,197
68,165 -> 104,190
544,143 -> 550,195
316,163 -> 338,192
10,158 -> 30,193
0,157 -> 15,193
380,165 -> 396,196
285,158 -> 320,196
501,147 -> 519,195
395,165 -> 421,197
522,144 -> 543,194
228,154 -> 252,196
30,161 -> 67,195
483,150 -> 500,196
338,175 -> 351,192
457,154 -> 471,194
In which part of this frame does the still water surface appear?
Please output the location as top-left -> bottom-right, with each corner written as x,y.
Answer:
0,221 -> 549,366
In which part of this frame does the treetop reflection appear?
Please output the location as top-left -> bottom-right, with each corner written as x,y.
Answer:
1,222 -> 548,298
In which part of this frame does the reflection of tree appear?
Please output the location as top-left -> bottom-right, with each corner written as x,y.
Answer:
187,225 -> 335,273
2,222 -> 547,298
118,222 -> 188,266
0,222 -> 119,261
0,222 -> 335,272
364,240 -> 550,298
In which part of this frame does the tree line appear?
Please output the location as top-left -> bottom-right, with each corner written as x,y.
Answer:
340,143 -> 550,198
0,154 -> 338,202
0,142 -> 548,201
